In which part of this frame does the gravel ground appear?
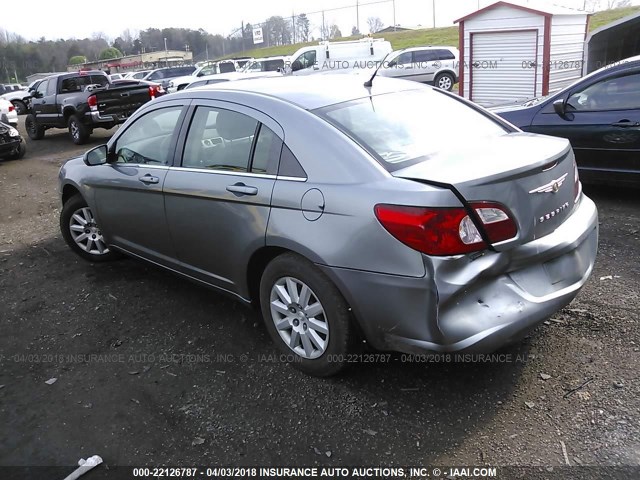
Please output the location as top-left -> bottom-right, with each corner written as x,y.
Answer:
0,118 -> 638,478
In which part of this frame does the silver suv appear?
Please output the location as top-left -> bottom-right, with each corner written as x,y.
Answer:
379,46 -> 459,91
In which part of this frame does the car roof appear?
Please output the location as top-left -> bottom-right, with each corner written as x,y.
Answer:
191,74 -> 425,110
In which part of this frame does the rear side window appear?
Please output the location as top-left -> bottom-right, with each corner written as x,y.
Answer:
316,89 -> 509,171
265,59 -> 284,71
278,145 -> 307,179
251,125 -> 282,173
414,50 -> 438,63
218,63 -> 236,73
436,49 -> 456,60
182,106 -> 258,172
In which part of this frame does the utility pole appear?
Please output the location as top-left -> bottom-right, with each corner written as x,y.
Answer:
322,10 -> 326,40
356,0 -> 360,34
241,21 -> 245,52
432,0 -> 436,29
292,11 -> 296,44
206,43 -> 209,61
164,37 -> 168,67
393,0 -> 396,31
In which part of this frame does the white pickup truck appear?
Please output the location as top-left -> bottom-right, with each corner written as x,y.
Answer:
0,80 -> 39,115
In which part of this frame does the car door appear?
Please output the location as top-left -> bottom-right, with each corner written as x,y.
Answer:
385,51 -> 414,80
413,49 -> 439,83
31,79 -> 50,123
529,70 -> 640,178
91,101 -> 189,265
163,101 -> 284,296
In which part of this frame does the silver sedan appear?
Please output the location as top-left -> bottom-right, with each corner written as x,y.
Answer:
58,75 -> 598,376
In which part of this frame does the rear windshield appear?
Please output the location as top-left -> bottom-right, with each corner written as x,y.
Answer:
315,89 -> 510,171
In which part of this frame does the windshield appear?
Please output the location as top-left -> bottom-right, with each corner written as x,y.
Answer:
315,89 -> 510,171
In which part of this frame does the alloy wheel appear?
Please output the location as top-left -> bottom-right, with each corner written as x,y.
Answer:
438,75 -> 453,90
68,207 -> 109,255
270,277 -> 329,359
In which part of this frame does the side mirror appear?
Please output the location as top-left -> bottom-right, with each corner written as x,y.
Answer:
553,99 -> 566,116
32,91 -> 42,99
291,60 -> 304,72
84,144 -> 110,166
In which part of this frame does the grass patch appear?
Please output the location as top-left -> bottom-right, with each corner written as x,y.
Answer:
225,6 -> 640,60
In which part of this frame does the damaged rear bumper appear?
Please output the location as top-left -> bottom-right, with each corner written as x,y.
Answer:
321,194 -> 598,354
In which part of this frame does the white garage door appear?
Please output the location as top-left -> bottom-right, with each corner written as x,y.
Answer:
471,30 -> 538,106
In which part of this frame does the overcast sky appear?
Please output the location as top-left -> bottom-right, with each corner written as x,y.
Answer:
4,0 -> 639,41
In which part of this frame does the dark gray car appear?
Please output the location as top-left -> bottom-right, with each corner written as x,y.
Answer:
58,76 -> 598,376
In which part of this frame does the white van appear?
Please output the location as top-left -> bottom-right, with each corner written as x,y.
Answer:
287,38 -> 393,76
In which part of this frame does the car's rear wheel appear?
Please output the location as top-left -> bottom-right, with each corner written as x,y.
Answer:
25,114 -> 44,140
434,72 -> 455,91
60,194 -> 118,262
68,115 -> 90,145
259,253 -> 353,377
12,100 -> 27,115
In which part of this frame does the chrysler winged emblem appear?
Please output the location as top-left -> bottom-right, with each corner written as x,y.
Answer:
529,173 -> 568,194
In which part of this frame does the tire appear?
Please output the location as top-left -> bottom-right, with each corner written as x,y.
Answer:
6,140 -> 26,160
434,72 -> 455,91
25,114 -> 45,140
68,115 -> 90,145
259,253 -> 354,377
12,100 -> 27,115
60,194 -> 118,262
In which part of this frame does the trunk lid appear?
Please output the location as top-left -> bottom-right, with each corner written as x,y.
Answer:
392,132 -> 577,249
94,84 -> 152,121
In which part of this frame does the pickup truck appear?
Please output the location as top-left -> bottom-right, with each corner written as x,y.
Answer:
25,71 -> 162,144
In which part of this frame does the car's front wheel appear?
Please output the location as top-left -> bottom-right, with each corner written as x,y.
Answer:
259,253 -> 354,377
60,194 -> 118,262
12,100 -> 27,115
25,114 -> 44,140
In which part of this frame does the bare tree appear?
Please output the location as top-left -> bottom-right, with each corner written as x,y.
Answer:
329,24 -> 342,39
367,17 -> 384,34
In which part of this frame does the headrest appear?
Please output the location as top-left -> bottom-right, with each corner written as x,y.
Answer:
216,110 -> 256,140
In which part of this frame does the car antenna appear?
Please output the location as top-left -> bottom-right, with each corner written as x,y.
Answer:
364,52 -> 389,88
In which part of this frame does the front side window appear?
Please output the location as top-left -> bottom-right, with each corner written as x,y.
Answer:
114,106 -> 183,165
395,52 -> 413,66
316,89 -> 509,171
295,51 -> 317,70
182,107 -> 258,171
36,80 -> 49,97
567,72 -> 640,111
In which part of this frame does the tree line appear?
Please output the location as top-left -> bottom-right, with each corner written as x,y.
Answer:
0,12 -> 374,83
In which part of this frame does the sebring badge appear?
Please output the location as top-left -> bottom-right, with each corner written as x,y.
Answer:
529,173 -> 568,194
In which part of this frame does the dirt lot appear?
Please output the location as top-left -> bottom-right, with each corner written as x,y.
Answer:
0,118 -> 639,477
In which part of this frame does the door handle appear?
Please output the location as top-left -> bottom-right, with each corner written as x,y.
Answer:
139,174 -> 159,185
226,183 -> 258,196
611,120 -> 640,128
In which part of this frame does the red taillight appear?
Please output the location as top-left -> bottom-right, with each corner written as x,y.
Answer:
149,85 -> 163,99
87,95 -> 97,108
374,202 -> 517,256
8,105 -> 15,112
